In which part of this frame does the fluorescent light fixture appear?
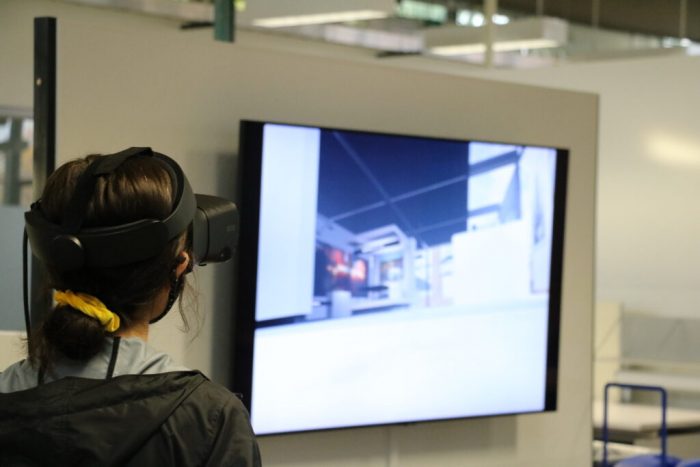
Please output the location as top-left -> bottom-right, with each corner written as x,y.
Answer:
397,0 -> 448,23
493,14 -> 510,25
318,24 -> 423,52
425,17 -> 567,56
237,0 -> 396,27
456,10 -> 471,26
292,23 -> 422,52
471,12 -> 485,27
61,0 -> 214,22
432,38 -> 560,55
252,10 -> 390,28
457,10 -> 509,27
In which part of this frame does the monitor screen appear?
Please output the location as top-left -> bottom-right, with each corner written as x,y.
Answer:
233,121 -> 568,435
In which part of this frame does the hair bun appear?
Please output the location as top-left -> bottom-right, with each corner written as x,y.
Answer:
44,305 -> 106,360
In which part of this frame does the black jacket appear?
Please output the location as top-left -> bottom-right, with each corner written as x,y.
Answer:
0,371 -> 261,466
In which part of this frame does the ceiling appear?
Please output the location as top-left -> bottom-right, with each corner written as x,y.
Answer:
317,129 -> 472,248
498,0 -> 699,40
315,129 -> 527,249
62,0 -> 700,68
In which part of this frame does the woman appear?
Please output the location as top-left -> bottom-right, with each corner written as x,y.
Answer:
0,149 -> 261,466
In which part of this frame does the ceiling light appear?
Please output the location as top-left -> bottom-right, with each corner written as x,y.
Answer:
493,14 -> 510,25
456,11 -> 471,26
425,17 -> 567,56
432,38 -> 560,55
252,10 -> 390,28
471,13 -> 485,27
294,23 -> 422,52
457,10 -> 510,27
237,0 -> 396,27
397,0 -> 448,23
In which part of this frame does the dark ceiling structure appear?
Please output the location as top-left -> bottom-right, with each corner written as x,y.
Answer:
452,0 -> 698,41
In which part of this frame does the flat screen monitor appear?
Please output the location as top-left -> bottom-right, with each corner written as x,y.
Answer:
233,120 -> 568,435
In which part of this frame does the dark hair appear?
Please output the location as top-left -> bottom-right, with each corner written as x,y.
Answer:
28,154 -> 192,369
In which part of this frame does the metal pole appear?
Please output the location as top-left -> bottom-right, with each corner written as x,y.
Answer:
603,383 -> 670,467
592,0 -> 600,29
680,0 -> 688,39
484,0 -> 497,68
31,17 -> 57,328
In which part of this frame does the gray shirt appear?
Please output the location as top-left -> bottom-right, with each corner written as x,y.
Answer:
0,336 -> 189,393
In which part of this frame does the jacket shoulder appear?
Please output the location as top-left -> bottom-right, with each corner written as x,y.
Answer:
127,377 -> 261,467
182,380 -> 261,467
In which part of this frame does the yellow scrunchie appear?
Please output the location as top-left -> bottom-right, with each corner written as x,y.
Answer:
54,290 -> 121,333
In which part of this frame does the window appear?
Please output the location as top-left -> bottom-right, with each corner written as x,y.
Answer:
0,109 -> 33,206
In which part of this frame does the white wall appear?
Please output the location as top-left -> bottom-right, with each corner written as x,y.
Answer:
377,51 -> 700,400
458,56 -> 700,318
459,56 -> 700,401
0,1 -> 597,465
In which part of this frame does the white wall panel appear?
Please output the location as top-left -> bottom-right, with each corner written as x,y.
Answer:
0,2 -> 597,465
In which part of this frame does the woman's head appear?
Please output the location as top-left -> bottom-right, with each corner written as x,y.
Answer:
30,153 -> 192,367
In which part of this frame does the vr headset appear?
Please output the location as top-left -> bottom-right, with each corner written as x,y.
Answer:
25,147 -> 238,272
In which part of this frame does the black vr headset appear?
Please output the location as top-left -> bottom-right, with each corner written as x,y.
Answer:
25,147 -> 238,272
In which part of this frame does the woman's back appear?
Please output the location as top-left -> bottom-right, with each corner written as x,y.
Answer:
0,370 -> 259,466
0,148 -> 260,466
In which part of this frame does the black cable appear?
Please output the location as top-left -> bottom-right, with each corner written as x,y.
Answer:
106,336 -> 121,380
23,228 -> 31,342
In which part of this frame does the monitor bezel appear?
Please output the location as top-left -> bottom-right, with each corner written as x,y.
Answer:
232,119 -> 569,436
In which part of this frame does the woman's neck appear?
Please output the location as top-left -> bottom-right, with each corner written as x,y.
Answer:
116,320 -> 149,341
114,287 -> 169,341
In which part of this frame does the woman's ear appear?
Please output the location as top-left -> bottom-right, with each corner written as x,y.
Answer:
175,251 -> 191,278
